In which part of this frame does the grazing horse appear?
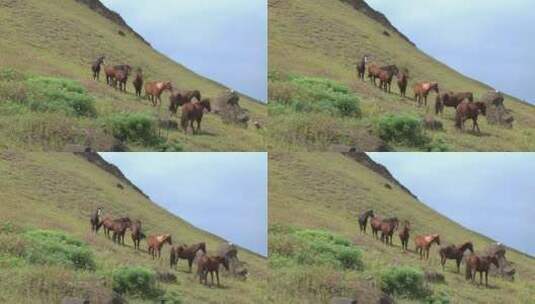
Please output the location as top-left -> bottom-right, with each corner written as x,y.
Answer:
398,220 -> 410,251
145,81 -> 173,106
370,216 -> 383,239
413,82 -> 439,107
439,241 -> 474,272
378,65 -> 399,93
197,254 -> 230,287
110,218 -> 132,245
435,92 -> 474,115
397,71 -> 409,97
380,217 -> 399,245
169,90 -> 202,115
465,254 -> 500,287
90,207 -> 103,233
455,101 -> 487,133
356,55 -> 368,80
358,209 -> 374,233
415,234 -> 441,260
91,56 -> 105,81
132,69 -> 143,97
147,234 -> 172,259
130,220 -> 145,250
105,65 -> 131,86
181,98 -> 211,134
170,242 -> 207,272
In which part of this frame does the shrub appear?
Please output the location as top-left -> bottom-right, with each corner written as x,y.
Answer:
380,266 -> 428,298
104,112 -> 160,146
426,137 -> 450,152
377,115 -> 430,147
158,139 -> 184,152
425,291 -> 451,304
0,68 -> 27,82
112,266 -> 160,298
162,290 -> 184,304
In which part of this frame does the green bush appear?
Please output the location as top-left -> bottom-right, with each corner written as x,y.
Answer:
112,266 -> 160,298
425,291 -> 451,304
380,266 -> 428,298
158,139 -> 184,152
162,290 -> 184,304
105,112 -> 160,146
0,68 -> 27,82
377,115 -> 430,147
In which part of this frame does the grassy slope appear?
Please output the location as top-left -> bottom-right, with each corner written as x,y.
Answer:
0,152 -> 267,303
0,0 -> 266,151
269,153 -> 535,303
269,0 -> 535,151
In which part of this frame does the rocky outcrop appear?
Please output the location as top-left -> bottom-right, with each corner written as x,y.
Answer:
481,91 -> 514,128
484,243 -> 516,281
213,90 -> 250,126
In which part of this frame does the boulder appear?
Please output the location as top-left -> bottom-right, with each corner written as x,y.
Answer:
422,115 -> 443,131
484,243 -> 516,281
481,91 -> 514,128
424,271 -> 445,283
156,271 -> 177,283
213,90 -> 250,126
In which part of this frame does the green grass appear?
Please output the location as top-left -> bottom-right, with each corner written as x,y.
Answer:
0,153 -> 267,303
268,153 -> 535,303
269,0 -> 535,151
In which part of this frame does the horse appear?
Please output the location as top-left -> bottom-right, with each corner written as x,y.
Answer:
455,101 -> 487,133
378,65 -> 399,93
370,216 -> 383,239
380,217 -> 399,246
356,55 -> 368,80
144,81 -> 173,106
170,242 -> 207,272
101,216 -> 131,239
130,220 -> 145,250
413,82 -> 439,107
397,71 -> 409,97
197,254 -> 230,287
358,209 -> 374,234
398,220 -> 410,251
105,65 -> 131,87
114,69 -> 129,93
465,254 -> 500,287
169,90 -> 202,115
132,69 -> 143,97
367,63 -> 382,86
414,234 -> 441,260
181,98 -> 211,134
90,207 -> 103,233
109,217 -> 132,245
439,241 -> 474,272
91,56 -> 105,81
147,234 -> 172,259
435,92 -> 474,115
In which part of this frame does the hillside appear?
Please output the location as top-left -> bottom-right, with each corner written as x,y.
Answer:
0,0 -> 266,152
268,0 -> 535,151
0,152 -> 267,303
268,153 -> 535,303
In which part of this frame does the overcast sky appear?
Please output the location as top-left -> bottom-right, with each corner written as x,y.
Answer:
366,0 -> 535,104
368,153 -> 535,256
101,0 -> 267,102
100,153 -> 267,256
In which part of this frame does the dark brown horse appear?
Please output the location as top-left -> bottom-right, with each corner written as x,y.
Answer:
413,82 -> 439,107
398,220 -> 410,251
440,241 -> 474,272
397,71 -> 409,97
105,65 -> 131,87
90,207 -> 103,233
114,69 -> 129,93
181,98 -> 211,134
465,254 -> 500,287
435,92 -> 474,115
170,242 -> 207,272
455,101 -> 487,133
169,90 -> 202,115
91,56 -> 105,81
130,220 -> 145,250
358,209 -> 374,234
101,216 -> 131,239
144,81 -> 173,106
356,55 -> 368,81
380,217 -> 399,245
132,69 -> 143,97
110,218 -> 132,245
147,234 -> 172,259
415,234 -> 441,260
197,254 -> 230,287
378,65 -> 399,93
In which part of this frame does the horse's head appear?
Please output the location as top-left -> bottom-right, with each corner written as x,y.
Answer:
98,56 -> 105,64
97,207 -> 103,216
477,102 -> 487,115
466,242 -> 474,253
433,234 -> 441,245
166,234 -> 173,245
368,209 -> 374,217
201,98 -> 212,112
432,83 -> 440,94
200,242 -> 207,254
164,81 -> 173,92
489,255 -> 500,268
217,256 -> 230,271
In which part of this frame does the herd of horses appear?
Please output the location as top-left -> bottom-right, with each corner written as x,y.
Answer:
90,207 -> 231,287
357,56 -> 488,134
91,56 -> 211,134
358,209 -> 501,287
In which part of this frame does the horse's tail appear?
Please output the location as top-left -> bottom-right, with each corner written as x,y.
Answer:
465,259 -> 472,280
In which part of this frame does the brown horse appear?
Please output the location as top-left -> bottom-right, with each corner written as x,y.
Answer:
435,91 -> 474,115
130,220 -> 145,250
380,217 -> 399,245
397,71 -> 409,97
398,220 -> 410,251
356,55 -> 368,80
101,216 -> 131,239
110,218 -> 132,245
455,101 -> 487,133
413,82 -> 439,107
439,241 -> 474,272
90,207 -> 103,233
415,234 -> 441,260
105,65 -> 131,87
132,69 -> 143,97
144,81 -> 173,106
197,254 -> 230,287
91,56 -> 105,81
170,242 -> 207,272
114,69 -> 129,93
378,65 -> 399,93
465,254 -> 500,287
367,63 -> 382,86
169,90 -> 202,115
370,216 -> 383,239
181,98 -> 211,134
358,209 -> 374,234
147,234 -> 172,259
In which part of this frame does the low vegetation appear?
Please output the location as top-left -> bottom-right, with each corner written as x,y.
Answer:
376,114 -> 429,147
380,266 -> 428,298
112,266 -> 161,298
103,112 -> 160,146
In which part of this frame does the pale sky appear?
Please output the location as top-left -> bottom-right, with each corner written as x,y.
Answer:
99,152 -> 268,256
101,0 -> 267,102
366,0 -> 535,104
368,152 -> 535,256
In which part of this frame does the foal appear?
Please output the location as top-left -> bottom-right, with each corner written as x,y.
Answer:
91,56 -> 105,81
397,71 -> 409,97
197,254 -> 230,287
398,220 -> 410,252
147,234 -> 172,259
170,242 -> 207,272
465,254 -> 499,287
414,234 -> 441,260
358,209 -> 374,234
181,98 -> 211,134
439,241 -> 474,272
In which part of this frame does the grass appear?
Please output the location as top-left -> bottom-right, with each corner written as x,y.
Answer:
268,0 -> 535,151
0,153 -> 267,303
0,0 -> 266,151
268,153 -> 535,303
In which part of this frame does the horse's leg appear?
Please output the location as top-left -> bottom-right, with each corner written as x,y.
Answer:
188,258 -> 193,273
216,270 -> 220,287
456,258 -> 461,273
190,120 -> 195,135
480,271 -> 483,286
485,271 -> 488,287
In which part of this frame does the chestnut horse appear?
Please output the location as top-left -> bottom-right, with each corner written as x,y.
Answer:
367,64 -> 381,86
90,207 -> 103,233
144,81 -> 173,106
415,234 -> 440,260
114,69 -> 129,93
378,65 -> 399,93
465,254 -> 499,287
455,101 -> 487,133
111,218 -> 131,245
197,254 -> 230,287
130,220 -> 145,250
370,216 -> 383,239
132,69 -> 143,97
439,241 -> 474,272
397,71 -> 409,97
435,92 -> 474,115
398,220 -> 410,252
105,65 -> 131,87
91,56 -> 105,81
356,55 -> 368,80
101,216 -> 131,239
413,82 -> 439,107
170,242 -> 207,272
147,234 -> 172,259
358,209 -> 374,234
181,98 -> 211,134
380,217 -> 399,246
169,90 -> 202,115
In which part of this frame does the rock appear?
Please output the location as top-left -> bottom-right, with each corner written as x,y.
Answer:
422,115 -> 443,131
330,297 -> 358,304
105,291 -> 126,304
156,271 -> 177,283
61,297 -> 90,304
116,183 -> 124,189
481,91 -> 514,128
213,90 -> 250,126
384,184 -> 392,189
217,242 -> 248,279
424,271 -> 445,283
484,243 -> 516,281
